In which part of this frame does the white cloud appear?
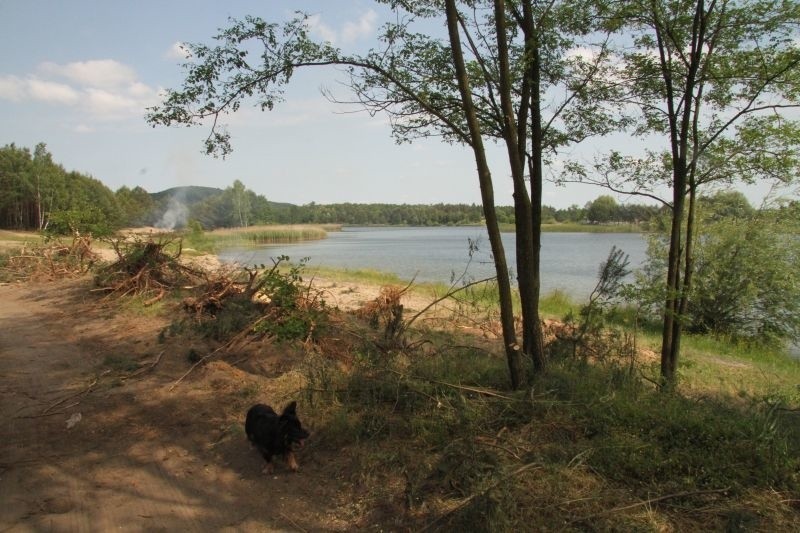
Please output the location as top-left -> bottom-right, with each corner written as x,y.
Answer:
306,10 -> 377,45
0,75 -> 79,104
341,10 -> 378,44
85,88 -> 139,118
74,123 -> 94,133
40,59 -> 137,89
28,78 -> 80,104
0,59 -> 159,122
0,75 -> 26,101
306,14 -> 338,44
127,81 -> 154,98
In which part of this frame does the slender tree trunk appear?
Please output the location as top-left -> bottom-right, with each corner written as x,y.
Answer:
36,174 -> 43,231
660,166 -> 686,385
445,0 -> 523,389
524,0 -> 546,372
494,0 -> 545,374
528,112 -> 546,372
670,184 -> 697,379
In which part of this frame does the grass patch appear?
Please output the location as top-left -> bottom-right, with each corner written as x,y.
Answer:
308,265 -> 409,287
677,334 -> 800,404
185,224 -> 337,253
0,229 -> 41,246
102,353 -> 141,373
539,289 -> 576,318
302,342 -> 800,531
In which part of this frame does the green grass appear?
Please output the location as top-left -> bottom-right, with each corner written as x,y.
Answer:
301,340 -> 800,531
539,289 -> 577,318
0,229 -> 41,245
307,265 -> 410,286
676,334 -> 800,403
183,224 -> 337,253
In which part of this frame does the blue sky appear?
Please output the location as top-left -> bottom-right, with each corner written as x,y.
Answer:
0,1 -> 784,208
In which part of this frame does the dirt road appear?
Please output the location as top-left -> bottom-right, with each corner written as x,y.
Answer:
0,278 -> 366,532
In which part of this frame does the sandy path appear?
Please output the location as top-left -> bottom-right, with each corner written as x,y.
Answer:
0,279 -> 362,532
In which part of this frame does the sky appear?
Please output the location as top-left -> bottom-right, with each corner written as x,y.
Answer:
0,1 -> 789,209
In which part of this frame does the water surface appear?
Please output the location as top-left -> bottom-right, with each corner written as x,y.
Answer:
218,226 -> 648,300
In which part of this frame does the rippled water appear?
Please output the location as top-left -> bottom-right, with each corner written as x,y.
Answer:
218,226 -> 648,300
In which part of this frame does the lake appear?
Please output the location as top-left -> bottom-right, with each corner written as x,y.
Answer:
218,226 -> 648,300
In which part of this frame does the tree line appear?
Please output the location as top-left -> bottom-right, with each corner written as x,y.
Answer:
269,197 -> 661,226
1,142 -> 662,231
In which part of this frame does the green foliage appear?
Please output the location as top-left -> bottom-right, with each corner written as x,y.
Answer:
687,211 -> 800,344
585,195 -> 619,224
633,197 -> 800,346
115,185 -> 156,227
187,256 -> 326,344
251,256 -> 326,342
45,208 -> 114,238
0,143 -> 122,232
181,220 -> 214,252
549,246 -> 635,361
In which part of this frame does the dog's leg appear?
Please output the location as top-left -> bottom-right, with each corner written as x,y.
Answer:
260,450 -> 274,475
286,451 -> 299,472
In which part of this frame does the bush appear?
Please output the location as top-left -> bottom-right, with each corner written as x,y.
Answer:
631,205 -> 800,346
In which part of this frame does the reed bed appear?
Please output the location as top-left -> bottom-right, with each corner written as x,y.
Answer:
207,224 -> 337,246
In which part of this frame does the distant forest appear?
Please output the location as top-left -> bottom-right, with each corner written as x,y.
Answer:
2,142 -> 664,233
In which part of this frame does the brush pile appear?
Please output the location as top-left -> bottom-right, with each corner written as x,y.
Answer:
94,236 -> 206,304
3,234 -> 97,281
356,285 -> 407,342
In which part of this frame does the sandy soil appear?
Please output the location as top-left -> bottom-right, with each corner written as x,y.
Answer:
0,275 -> 417,532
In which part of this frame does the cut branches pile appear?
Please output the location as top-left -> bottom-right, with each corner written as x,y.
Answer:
94,236 -> 206,303
3,234 -> 98,281
356,284 -> 408,343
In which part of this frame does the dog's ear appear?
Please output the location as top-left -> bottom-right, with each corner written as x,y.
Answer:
282,401 -> 298,416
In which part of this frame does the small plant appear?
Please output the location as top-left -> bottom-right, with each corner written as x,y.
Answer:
182,255 -> 327,344
548,246 -> 633,363
250,256 -> 327,343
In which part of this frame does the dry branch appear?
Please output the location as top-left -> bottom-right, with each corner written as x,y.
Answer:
41,376 -> 100,415
421,462 -> 542,532
121,351 -> 165,381
569,487 -> 730,524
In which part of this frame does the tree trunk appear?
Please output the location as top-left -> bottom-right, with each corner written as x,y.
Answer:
660,166 -> 686,385
670,184 -> 697,380
494,0 -> 545,374
445,0 -> 523,389
523,1 -> 546,372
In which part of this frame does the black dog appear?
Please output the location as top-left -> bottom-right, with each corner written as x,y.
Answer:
245,401 -> 309,474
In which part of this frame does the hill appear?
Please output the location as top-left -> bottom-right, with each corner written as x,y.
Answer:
150,186 -> 224,205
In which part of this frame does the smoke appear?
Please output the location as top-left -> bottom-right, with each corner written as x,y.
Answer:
156,195 -> 189,230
